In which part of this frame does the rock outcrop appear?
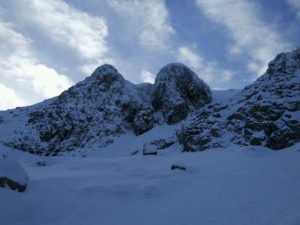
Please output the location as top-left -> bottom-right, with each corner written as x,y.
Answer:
0,63 -> 211,155
0,49 -> 299,155
1,65 -> 154,155
228,49 -> 300,149
0,159 -> 28,192
152,63 -> 212,124
178,49 -> 300,151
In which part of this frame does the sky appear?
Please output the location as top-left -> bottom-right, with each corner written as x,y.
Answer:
0,0 -> 299,110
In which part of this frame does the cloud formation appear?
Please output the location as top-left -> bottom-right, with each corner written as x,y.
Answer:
0,20 -> 73,109
140,70 -> 155,83
196,0 -> 291,76
0,83 -> 25,110
107,0 -> 174,50
0,0 -> 298,110
177,46 -> 233,89
288,0 -> 300,19
26,0 -> 109,60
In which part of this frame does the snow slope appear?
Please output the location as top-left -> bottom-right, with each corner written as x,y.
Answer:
1,143 -> 300,225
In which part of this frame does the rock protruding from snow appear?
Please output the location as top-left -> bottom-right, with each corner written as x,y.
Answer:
227,49 -> 300,150
177,49 -> 300,151
0,159 -> 28,192
152,63 -> 212,124
267,48 -> 300,75
0,51 -> 299,155
2,64 -> 154,155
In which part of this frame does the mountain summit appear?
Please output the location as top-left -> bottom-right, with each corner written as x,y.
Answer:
0,50 -> 299,155
152,63 -> 211,124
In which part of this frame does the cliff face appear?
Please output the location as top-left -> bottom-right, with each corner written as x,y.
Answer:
0,50 -> 299,155
178,49 -> 300,151
152,63 -> 212,124
0,63 -> 211,155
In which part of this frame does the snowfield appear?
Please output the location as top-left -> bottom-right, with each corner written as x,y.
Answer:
1,143 -> 300,225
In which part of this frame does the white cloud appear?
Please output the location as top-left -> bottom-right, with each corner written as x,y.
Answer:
288,0 -> 300,19
19,0 -> 114,77
0,21 -> 73,110
196,0 -> 291,77
177,46 -> 233,89
0,83 -> 25,110
140,69 -> 155,83
107,0 -> 174,50
26,0 -> 109,60
177,46 -> 203,70
79,58 -> 117,76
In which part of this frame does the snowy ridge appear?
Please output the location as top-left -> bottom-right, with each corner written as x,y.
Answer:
0,63 -> 211,155
177,49 -> 300,151
0,50 -> 300,155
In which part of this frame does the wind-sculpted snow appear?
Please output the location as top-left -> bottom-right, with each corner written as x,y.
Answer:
0,50 -> 300,155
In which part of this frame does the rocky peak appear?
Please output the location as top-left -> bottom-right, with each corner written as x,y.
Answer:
267,48 -> 300,75
91,64 -> 124,83
56,64 -> 125,104
227,49 -> 300,149
152,63 -> 212,124
178,49 -> 300,152
0,52 -> 299,156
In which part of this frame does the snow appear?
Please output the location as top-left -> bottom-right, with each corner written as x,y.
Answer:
0,158 -> 28,185
1,143 -> 300,225
0,50 -> 299,224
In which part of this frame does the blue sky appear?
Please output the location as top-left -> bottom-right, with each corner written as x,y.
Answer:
0,0 -> 299,110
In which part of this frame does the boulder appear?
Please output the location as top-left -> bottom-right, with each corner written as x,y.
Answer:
171,164 -> 186,171
143,144 -> 158,156
0,159 -> 28,192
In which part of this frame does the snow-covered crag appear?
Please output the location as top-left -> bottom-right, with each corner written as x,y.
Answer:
152,63 -> 211,124
0,63 -> 211,155
0,65 -> 156,155
0,50 -> 299,155
228,49 -> 300,149
179,49 -> 300,151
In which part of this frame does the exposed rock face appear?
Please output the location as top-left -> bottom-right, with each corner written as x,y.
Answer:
1,65 -> 154,155
0,63 -> 210,155
0,50 -> 299,155
177,104 -> 228,152
152,63 -> 212,124
228,49 -> 300,150
178,49 -> 300,151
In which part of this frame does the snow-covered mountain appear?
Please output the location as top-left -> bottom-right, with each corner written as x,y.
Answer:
179,49 -> 300,151
0,50 -> 299,155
